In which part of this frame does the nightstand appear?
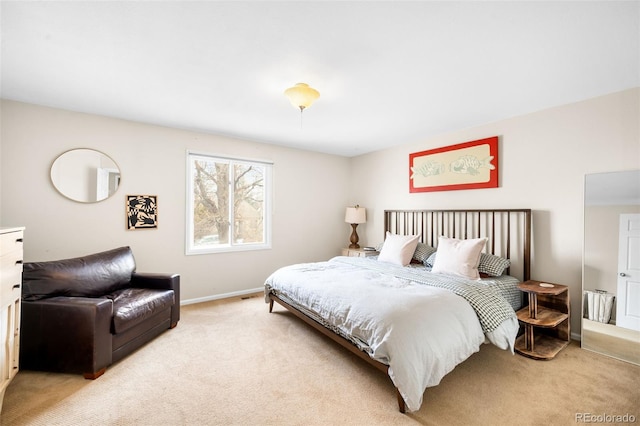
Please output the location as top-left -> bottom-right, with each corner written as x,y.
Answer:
341,248 -> 378,258
515,280 -> 570,360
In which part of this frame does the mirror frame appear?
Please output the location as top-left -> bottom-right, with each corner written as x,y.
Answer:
582,169 -> 640,365
50,148 -> 122,203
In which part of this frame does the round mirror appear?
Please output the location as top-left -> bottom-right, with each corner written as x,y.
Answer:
50,149 -> 121,203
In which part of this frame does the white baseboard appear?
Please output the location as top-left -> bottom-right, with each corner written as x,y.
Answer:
181,287 -> 264,306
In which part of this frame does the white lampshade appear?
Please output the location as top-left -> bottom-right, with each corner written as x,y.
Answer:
345,206 -> 366,224
284,83 -> 320,111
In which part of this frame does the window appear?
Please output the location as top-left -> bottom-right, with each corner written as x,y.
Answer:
186,151 -> 272,254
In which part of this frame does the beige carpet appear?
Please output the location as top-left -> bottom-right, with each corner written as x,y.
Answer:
1,294 -> 638,426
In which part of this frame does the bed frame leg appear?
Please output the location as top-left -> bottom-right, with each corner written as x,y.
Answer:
396,389 -> 406,413
269,299 -> 274,313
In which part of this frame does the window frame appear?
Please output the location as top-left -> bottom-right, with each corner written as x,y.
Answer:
185,150 -> 273,255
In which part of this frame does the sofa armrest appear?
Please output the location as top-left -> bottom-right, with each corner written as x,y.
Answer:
131,272 -> 180,326
20,297 -> 113,378
131,272 -> 179,291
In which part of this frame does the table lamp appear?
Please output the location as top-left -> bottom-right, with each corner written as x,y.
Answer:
345,205 -> 366,249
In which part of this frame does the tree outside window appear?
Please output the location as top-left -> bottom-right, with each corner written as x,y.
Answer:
187,152 -> 271,254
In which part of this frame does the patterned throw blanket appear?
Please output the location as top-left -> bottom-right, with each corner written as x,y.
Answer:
330,256 -> 516,334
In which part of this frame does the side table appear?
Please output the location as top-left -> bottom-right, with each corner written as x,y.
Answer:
515,280 -> 570,360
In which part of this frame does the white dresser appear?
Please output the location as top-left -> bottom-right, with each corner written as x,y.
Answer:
0,227 -> 24,413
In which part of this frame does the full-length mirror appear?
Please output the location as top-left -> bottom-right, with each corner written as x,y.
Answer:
51,149 -> 121,203
583,169 -> 640,365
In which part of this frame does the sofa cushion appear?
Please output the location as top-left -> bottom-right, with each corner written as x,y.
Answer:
110,288 -> 175,334
22,247 -> 136,301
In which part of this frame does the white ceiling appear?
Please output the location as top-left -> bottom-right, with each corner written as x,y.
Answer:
1,1 -> 638,157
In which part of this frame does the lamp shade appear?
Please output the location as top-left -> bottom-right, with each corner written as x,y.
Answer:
284,83 -> 320,111
345,206 -> 366,224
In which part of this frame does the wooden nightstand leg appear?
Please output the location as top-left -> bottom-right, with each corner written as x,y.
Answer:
528,293 -> 537,319
526,292 -> 537,351
525,324 -> 534,351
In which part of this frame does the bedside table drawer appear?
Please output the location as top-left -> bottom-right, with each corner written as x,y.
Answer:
341,248 -> 378,257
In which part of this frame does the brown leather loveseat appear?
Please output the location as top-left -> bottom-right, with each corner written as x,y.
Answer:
20,246 -> 180,379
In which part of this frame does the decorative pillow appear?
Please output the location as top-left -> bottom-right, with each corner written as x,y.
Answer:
431,236 -> 487,280
377,232 -> 420,266
412,242 -> 436,263
478,252 -> 511,277
424,252 -> 437,268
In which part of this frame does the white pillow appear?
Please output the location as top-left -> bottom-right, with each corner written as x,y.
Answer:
377,232 -> 420,266
431,236 -> 487,280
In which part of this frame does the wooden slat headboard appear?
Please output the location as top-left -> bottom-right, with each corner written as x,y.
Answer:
383,209 -> 531,281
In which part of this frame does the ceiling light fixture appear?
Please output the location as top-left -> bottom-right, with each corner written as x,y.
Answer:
284,82 -> 320,113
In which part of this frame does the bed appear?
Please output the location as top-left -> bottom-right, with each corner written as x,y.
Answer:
265,209 -> 531,413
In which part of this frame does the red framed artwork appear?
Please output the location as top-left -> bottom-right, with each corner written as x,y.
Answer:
409,136 -> 499,193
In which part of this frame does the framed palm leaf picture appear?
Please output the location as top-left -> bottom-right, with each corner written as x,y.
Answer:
126,195 -> 158,229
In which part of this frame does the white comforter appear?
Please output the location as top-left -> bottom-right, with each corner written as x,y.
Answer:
264,257 -> 518,412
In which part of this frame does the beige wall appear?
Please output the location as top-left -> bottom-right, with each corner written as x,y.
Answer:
0,100 -> 351,303
350,88 -> 640,337
2,88 -> 639,335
